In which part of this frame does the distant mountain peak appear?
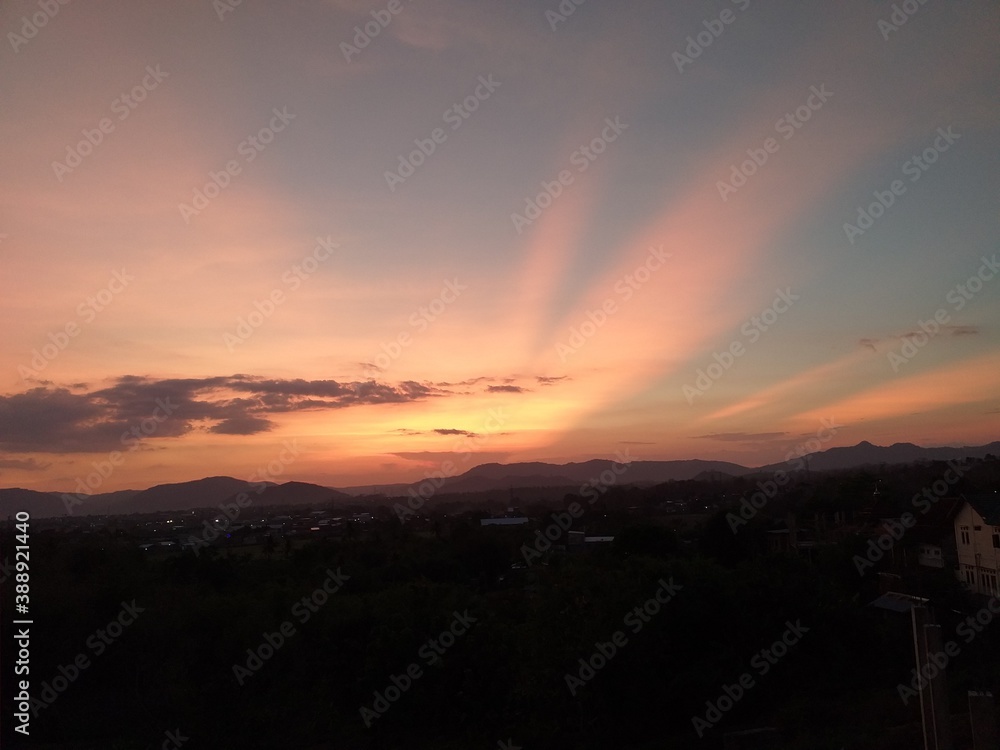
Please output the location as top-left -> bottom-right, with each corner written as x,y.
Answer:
756,439 -> 1000,473
4,439 -> 998,514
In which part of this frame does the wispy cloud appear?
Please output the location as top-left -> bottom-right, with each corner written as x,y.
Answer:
0,457 -> 52,471
694,432 -> 788,443
390,450 -> 509,464
433,428 -> 479,437
537,376 -> 569,386
859,325 -> 980,352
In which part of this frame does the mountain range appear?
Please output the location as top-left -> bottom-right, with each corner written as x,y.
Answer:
2,440 -> 997,518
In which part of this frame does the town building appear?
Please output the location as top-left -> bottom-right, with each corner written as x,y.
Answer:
954,492 -> 1000,597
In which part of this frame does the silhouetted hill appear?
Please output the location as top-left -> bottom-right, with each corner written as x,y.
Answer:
123,476 -> 273,513
2,477 -> 357,518
217,480 -> 352,510
5,441 -> 997,514
1,487 -> 143,518
754,440 -> 1000,473
0,488 -> 67,518
391,458 -> 752,497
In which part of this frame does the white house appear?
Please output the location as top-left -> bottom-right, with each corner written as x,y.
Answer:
954,492 -> 1000,598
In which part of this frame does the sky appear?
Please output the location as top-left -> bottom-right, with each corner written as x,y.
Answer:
1,0 -> 998,493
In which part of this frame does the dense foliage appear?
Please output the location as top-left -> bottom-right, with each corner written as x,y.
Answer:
3,460 -> 998,749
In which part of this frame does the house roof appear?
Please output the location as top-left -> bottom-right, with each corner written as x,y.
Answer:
964,492 -> 1000,525
868,591 -> 929,613
909,496 -> 964,543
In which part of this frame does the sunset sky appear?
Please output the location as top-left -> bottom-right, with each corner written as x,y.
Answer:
1,0 -> 998,493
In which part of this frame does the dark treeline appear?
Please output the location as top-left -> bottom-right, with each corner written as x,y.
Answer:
2,458 -> 998,749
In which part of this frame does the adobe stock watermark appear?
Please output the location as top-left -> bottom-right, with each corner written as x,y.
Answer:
555,245 -> 670,361
726,418 -> 843,533
178,107 -> 295,223
673,0 -> 751,73
716,85 -> 832,202
843,126 -> 960,244
363,278 -> 466,377
186,440 -> 303,554
692,619 -> 809,738
52,65 -> 168,182
545,0 -> 588,32
153,729 -> 189,750
579,448 -> 634,502
394,408 -> 508,521
223,236 -> 338,352
384,75 -> 500,192
510,116 -> 627,234
18,268 -> 135,380
360,609 -> 478,726
521,449 -> 633,565
60,397 -> 179,514
213,0 -> 243,21
8,0 -> 72,53
896,597 -> 1000,706
25,600 -> 144,718
886,254 -> 998,372
565,577 -> 682,696
877,0 -> 932,41
233,568 -> 350,685
853,459 -> 969,576
682,288 -> 799,404
340,0 -> 411,62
